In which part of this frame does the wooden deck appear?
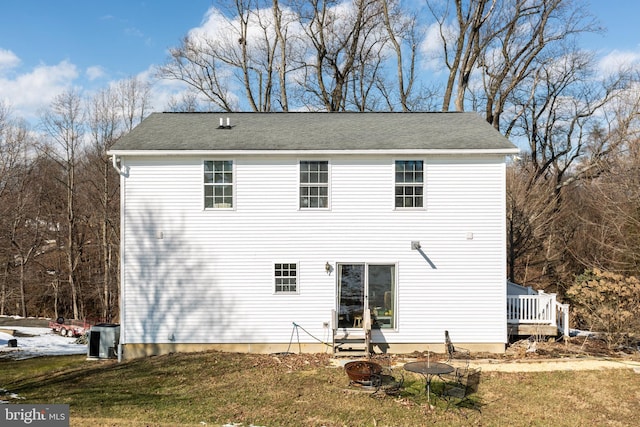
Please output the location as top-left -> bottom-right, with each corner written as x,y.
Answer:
507,289 -> 570,337
508,323 -> 558,337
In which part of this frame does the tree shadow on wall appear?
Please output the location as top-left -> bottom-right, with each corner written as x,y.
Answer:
125,210 -> 252,355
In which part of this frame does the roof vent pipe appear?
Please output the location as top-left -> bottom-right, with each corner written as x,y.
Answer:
218,117 -> 232,129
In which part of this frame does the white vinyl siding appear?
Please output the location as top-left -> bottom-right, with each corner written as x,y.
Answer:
120,155 -> 507,347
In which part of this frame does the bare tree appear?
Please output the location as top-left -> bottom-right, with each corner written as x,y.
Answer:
566,113 -> 640,276
428,0 -> 600,123
506,163 -> 558,284
158,0 -> 292,112
86,88 -> 121,322
166,91 -> 208,112
40,90 -> 86,320
159,35 -> 239,112
379,0 -> 418,111
272,0 -> 292,110
428,0 -> 497,112
481,0 -> 601,130
509,54 -> 631,197
293,0 -> 388,111
157,0 -> 430,112
115,77 -> 152,132
505,55 -> 640,289
85,77 -> 150,321
0,104 -> 38,315
9,163 -> 45,318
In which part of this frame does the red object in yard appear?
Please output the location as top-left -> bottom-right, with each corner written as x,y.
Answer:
344,360 -> 383,383
48,317 -> 93,337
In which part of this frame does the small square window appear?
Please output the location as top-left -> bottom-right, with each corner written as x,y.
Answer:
275,263 -> 297,293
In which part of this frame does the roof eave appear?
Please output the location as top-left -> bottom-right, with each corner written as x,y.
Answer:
107,148 -> 520,157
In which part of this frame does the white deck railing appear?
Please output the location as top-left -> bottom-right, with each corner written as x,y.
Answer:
507,293 -> 555,324
507,292 -> 570,337
556,301 -> 570,337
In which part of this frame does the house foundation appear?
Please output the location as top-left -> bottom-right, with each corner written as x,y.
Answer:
119,342 -> 505,361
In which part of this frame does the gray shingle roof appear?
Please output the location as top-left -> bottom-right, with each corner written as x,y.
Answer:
109,112 -> 518,153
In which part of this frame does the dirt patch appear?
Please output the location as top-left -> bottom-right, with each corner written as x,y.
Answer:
384,336 -> 640,372
475,336 -> 640,371
3,316 -> 638,372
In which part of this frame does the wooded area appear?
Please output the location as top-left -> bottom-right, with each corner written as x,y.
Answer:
0,78 -> 150,321
1,0 -> 639,338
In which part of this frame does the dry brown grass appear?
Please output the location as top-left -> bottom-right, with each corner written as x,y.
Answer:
1,349 -> 639,427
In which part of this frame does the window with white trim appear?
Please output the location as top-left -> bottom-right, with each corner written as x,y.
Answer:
204,160 -> 233,209
300,161 -> 329,208
275,263 -> 298,293
395,160 -> 423,208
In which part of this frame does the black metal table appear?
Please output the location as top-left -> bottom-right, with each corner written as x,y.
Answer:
404,361 -> 454,402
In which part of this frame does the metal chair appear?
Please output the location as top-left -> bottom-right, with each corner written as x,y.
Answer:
442,368 -> 482,411
441,367 -> 482,413
444,330 -> 470,368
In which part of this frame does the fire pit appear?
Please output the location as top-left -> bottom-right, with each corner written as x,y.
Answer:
344,360 -> 382,384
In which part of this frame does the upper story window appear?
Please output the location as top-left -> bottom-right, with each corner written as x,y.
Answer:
204,160 -> 233,209
395,160 -> 423,208
300,161 -> 329,209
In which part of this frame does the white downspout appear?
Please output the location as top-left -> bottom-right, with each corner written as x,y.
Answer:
111,155 -> 124,174
111,153 -> 125,362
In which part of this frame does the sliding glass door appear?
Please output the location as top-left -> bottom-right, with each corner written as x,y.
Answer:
337,263 -> 396,329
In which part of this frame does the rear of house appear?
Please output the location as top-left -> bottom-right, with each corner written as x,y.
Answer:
108,112 -> 519,360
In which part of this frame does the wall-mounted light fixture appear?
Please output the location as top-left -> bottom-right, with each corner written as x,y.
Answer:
411,241 -> 421,250
325,262 -> 332,274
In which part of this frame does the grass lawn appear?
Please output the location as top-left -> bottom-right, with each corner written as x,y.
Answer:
1,351 -> 639,426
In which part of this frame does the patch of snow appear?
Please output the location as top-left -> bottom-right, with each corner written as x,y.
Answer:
0,388 -> 25,403
0,326 -> 87,360
569,329 -> 598,337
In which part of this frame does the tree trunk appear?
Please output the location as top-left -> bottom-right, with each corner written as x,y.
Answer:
19,260 -> 26,318
102,161 -> 111,321
67,160 -> 79,320
0,259 -> 8,315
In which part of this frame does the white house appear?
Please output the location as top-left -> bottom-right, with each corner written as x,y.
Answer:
108,112 -> 520,360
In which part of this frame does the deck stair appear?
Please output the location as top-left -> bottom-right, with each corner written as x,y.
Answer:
332,309 -> 371,358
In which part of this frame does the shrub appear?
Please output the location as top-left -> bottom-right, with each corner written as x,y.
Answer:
566,269 -> 640,349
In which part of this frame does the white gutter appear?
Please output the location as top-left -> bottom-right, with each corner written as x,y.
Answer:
107,148 -> 520,157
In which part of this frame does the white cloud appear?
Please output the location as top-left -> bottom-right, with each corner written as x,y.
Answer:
0,48 -> 20,70
0,60 -> 79,121
598,49 -> 640,76
419,22 -> 449,74
86,65 -> 106,81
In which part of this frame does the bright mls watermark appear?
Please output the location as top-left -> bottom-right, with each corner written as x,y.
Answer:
1,404 -> 69,426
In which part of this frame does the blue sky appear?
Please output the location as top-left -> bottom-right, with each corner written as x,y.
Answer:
1,1 -> 639,122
